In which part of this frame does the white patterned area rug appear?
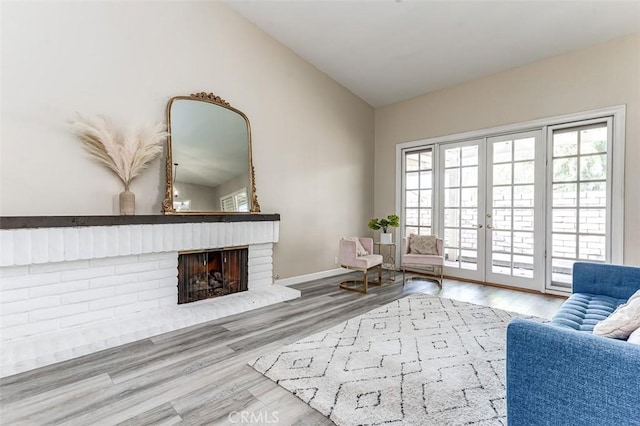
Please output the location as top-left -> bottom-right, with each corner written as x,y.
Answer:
249,294 -> 543,426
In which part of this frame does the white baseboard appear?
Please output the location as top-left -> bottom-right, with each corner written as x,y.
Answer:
543,287 -> 572,297
275,267 -> 351,287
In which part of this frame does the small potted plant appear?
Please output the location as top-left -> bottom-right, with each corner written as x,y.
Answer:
368,214 -> 399,244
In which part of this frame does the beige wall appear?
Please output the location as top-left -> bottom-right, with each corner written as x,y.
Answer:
0,1 -> 375,279
375,33 -> 640,265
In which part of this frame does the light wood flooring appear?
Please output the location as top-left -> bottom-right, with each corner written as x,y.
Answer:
0,273 -> 565,425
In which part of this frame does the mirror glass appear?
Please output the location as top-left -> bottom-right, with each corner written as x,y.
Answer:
163,94 -> 259,214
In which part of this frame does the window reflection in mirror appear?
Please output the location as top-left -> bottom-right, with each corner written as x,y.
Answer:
168,98 -> 251,213
220,188 -> 249,212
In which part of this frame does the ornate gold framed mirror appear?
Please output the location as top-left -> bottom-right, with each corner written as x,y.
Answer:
162,92 -> 260,214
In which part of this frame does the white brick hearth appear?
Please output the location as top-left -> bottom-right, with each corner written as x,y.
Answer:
0,221 -> 300,377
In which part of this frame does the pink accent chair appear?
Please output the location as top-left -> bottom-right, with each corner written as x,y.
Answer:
401,236 -> 444,285
339,237 -> 383,294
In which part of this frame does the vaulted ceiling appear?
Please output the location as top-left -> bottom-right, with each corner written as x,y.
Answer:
228,1 -> 640,107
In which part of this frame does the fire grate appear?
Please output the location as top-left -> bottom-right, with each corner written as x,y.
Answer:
177,247 -> 248,304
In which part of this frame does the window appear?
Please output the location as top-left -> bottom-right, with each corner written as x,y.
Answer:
548,121 -> 611,288
404,149 -> 433,237
442,142 -> 481,271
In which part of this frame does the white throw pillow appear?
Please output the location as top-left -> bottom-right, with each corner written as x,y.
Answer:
593,293 -> 640,340
343,237 -> 369,256
628,327 -> 640,345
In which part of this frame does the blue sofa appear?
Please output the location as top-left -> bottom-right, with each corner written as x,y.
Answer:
506,262 -> 640,426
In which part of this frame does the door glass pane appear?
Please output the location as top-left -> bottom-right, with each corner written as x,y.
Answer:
513,255 -> 534,278
444,248 -> 460,268
578,235 -> 605,261
553,209 -> 576,233
406,190 -> 419,207
406,172 -> 419,189
406,209 -> 419,226
514,161 -> 534,184
553,158 -> 577,182
493,186 -> 512,207
513,209 -> 534,231
420,152 -> 433,169
493,164 -> 512,185
420,171 -> 432,189
493,209 -> 511,230
579,209 -> 606,234
460,229 -> 477,249
445,209 -> 460,227
579,154 -> 606,180
420,190 -> 432,207
512,185 -> 533,207
406,226 -> 418,236
461,209 -> 477,228
492,253 -> 511,274
445,148 -> 460,167
580,127 -> 607,154
553,183 -> 577,207
461,146 -> 478,166
444,189 -> 460,207
492,231 -> 511,253
552,258 -> 574,286
553,131 -> 578,156
552,234 -> 576,258
461,166 -> 478,186
493,141 -> 512,163
419,227 -> 432,236
460,188 -> 477,207
580,182 -> 606,207
461,250 -> 477,270
444,168 -> 460,187
406,153 -> 420,171
445,228 -> 460,248
513,232 -> 534,255
419,209 -> 432,227
514,138 -> 535,161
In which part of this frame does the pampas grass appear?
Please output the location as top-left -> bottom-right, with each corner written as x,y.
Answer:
71,114 -> 167,189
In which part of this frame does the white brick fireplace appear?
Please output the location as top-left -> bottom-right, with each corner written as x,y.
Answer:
0,218 -> 299,377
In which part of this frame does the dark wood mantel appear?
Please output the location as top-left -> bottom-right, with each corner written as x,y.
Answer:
0,214 -> 280,230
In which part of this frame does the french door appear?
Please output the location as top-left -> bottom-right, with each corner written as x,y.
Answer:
438,130 -> 544,290
484,131 -> 544,290
439,140 -> 485,282
400,108 -> 622,294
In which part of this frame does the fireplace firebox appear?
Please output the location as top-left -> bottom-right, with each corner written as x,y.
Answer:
177,247 -> 248,304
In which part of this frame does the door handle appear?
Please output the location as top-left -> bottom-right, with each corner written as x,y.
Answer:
472,224 -> 483,229
486,224 -> 493,229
